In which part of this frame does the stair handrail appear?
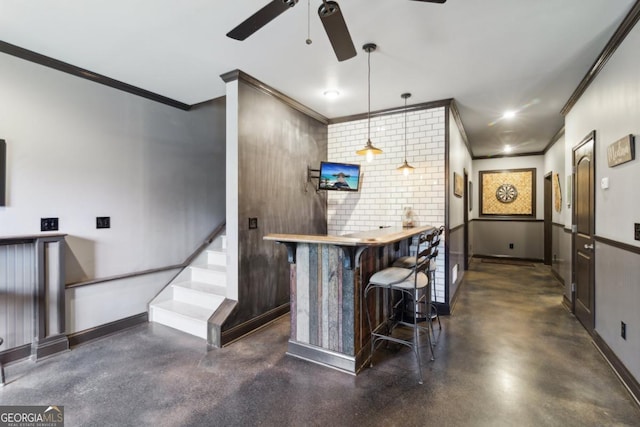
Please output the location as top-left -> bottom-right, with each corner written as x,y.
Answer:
183,221 -> 226,266
67,220 -> 226,289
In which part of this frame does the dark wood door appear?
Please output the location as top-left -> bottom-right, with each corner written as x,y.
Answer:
544,173 -> 552,265
573,131 -> 595,332
464,169 -> 469,270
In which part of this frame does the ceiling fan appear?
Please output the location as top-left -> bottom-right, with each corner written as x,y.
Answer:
227,0 -> 447,62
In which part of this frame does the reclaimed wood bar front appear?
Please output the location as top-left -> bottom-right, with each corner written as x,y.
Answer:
264,225 -> 434,374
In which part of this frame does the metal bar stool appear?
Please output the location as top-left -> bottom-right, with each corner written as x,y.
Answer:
364,230 -> 437,384
393,225 -> 444,335
0,337 -> 5,386
427,226 -> 444,330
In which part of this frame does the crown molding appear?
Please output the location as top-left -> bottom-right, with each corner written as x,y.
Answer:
561,1 -> 640,116
328,98 -> 452,125
221,69 -> 328,125
543,126 -> 566,154
448,99 -> 473,157
0,40 -> 191,111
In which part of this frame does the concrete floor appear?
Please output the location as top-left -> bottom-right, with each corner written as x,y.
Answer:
2,260 -> 639,426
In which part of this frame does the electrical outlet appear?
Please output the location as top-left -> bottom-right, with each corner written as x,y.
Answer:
635,223 -> 640,241
509,243 -> 514,249
621,321 -> 627,340
41,217 -> 59,232
97,217 -> 111,229
248,217 -> 258,230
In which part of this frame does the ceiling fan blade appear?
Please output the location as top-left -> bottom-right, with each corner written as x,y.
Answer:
410,0 -> 447,3
227,0 -> 298,41
318,1 -> 357,62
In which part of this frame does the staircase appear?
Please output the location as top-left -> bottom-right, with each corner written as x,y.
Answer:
149,232 -> 235,347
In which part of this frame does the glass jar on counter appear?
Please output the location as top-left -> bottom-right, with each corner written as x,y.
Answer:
401,206 -> 414,228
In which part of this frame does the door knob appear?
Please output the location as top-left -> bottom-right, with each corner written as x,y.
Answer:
584,243 -> 594,250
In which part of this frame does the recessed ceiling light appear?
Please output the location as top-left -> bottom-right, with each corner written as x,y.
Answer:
502,110 -> 516,119
323,90 -> 340,99
504,145 -> 512,153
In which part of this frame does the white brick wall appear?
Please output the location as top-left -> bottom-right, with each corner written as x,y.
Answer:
327,106 -> 446,302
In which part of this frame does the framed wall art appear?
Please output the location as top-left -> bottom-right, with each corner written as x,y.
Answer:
453,172 -> 464,198
553,173 -> 562,213
479,168 -> 536,217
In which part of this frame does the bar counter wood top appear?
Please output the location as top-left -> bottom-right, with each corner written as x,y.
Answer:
264,225 -> 435,374
264,225 -> 434,247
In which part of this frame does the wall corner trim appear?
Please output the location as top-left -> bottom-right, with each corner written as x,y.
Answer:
220,69 -> 328,125
0,40 -> 191,111
543,126 -> 565,154
449,99 -> 473,157
560,2 -> 640,116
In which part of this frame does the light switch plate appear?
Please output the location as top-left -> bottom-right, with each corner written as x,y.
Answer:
601,177 -> 609,189
41,217 -> 59,232
97,217 -> 111,229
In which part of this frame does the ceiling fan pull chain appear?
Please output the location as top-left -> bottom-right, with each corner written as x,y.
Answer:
306,0 -> 312,44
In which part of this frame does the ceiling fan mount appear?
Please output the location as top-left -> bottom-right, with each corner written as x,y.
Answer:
227,0 -> 446,62
363,43 -> 377,54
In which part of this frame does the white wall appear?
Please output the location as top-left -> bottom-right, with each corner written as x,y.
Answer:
225,79 -> 239,302
564,21 -> 640,383
543,133 -> 567,225
66,270 -> 177,332
544,133 -> 572,298
565,30 -> 640,246
472,155 -> 545,259
448,108 -> 473,301
327,105 -> 446,301
448,110 -> 473,228
0,52 -> 226,332
0,52 -> 226,281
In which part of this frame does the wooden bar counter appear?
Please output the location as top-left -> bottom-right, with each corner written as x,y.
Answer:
264,225 -> 434,374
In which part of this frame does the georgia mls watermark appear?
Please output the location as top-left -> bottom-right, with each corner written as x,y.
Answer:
0,406 -> 64,427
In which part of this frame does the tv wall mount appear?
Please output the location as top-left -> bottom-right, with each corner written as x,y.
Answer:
306,166 -> 321,193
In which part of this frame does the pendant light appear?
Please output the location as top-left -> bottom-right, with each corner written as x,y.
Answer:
356,43 -> 382,162
397,92 -> 415,176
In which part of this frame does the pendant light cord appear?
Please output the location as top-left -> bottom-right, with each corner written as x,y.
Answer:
367,48 -> 371,142
404,96 -> 408,161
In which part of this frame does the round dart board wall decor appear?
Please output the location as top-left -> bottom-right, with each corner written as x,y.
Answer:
496,183 -> 518,203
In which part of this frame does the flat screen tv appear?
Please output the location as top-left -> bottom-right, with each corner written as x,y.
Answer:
318,161 -> 361,191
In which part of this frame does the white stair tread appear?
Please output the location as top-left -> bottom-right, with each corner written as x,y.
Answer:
172,280 -> 226,296
209,239 -> 226,250
192,263 -> 226,272
151,300 -> 215,321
